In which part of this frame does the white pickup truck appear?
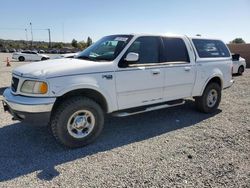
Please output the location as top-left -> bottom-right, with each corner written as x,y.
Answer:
2,34 -> 234,148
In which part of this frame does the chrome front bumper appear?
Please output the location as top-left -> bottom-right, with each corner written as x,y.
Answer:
2,88 -> 56,113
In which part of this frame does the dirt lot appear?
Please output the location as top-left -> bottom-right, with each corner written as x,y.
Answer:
0,53 -> 249,187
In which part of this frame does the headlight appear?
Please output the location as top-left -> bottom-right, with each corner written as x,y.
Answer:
21,80 -> 48,94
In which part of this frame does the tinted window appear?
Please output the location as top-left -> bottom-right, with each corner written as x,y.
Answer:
22,51 -> 30,54
162,37 -> 190,62
192,39 -> 230,58
125,36 -> 160,64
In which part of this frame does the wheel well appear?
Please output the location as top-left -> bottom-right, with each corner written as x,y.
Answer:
52,89 -> 108,113
207,77 -> 222,88
239,65 -> 244,70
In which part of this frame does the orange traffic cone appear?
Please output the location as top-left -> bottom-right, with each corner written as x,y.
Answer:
6,57 -> 11,67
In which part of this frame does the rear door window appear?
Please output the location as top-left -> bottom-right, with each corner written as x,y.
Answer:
162,37 -> 190,63
192,39 -> 230,58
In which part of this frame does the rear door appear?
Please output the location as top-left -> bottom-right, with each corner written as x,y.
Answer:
161,37 -> 196,100
115,36 -> 165,110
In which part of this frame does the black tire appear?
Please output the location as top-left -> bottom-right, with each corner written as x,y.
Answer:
41,57 -> 47,61
195,82 -> 221,113
238,66 -> 244,75
18,56 -> 25,62
51,97 -> 104,148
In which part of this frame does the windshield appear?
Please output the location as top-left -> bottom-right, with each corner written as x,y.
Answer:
76,35 -> 133,62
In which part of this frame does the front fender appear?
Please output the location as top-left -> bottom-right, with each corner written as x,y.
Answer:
54,83 -> 116,113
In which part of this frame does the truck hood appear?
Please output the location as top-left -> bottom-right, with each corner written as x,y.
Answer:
13,58 -> 113,79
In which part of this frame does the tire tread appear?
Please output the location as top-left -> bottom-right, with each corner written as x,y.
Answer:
51,96 -> 104,148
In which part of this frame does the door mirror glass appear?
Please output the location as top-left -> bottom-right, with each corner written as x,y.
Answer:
232,53 -> 240,61
124,52 -> 139,63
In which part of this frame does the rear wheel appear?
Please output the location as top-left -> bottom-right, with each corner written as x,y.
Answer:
195,83 -> 221,113
18,56 -> 25,62
51,97 -> 104,148
238,66 -> 244,75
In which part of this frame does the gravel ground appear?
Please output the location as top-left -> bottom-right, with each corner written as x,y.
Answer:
0,53 -> 249,187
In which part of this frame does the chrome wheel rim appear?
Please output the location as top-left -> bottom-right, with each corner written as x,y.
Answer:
67,110 -> 95,139
207,89 -> 218,108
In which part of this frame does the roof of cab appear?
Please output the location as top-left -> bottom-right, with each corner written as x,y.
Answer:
129,33 -> 224,41
130,33 -> 185,38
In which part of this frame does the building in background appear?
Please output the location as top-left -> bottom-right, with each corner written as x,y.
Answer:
228,44 -> 250,68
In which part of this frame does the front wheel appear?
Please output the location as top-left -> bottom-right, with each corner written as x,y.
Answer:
51,97 -> 104,148
18,56 -> 25,62
195,83 -> 221,113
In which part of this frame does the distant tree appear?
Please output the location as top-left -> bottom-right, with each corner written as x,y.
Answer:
230,38 -> 246,44
39,44 -> 48,49
0,39 -> 72,50
71,39 -> 78,48
53,42 -> 64,49
77,41 -> 87,50
0,41 -> 4,48
86,37 -> 93,47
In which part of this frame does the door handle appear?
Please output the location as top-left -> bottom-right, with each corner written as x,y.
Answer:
184,67 -> 191,72
151,69 -> 160,75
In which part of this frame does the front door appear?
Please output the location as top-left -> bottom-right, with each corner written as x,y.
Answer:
115,36 -> 165,110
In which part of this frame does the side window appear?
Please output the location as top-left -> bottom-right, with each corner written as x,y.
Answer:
192,39 -> 230,58
126,36 -> 160,64
162,37 -> 190,63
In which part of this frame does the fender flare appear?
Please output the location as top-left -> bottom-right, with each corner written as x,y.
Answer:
55,84 -> 116,113
200,73 -> 223,96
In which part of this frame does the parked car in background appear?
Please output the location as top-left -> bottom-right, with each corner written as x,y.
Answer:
12,51 -> 50,61
232,54 -> 246,75
1,48 -> 9,53
9,48 -> 16,53
48,49 -> 59,54
59,52 -> 80,58
38,50 -> 45,53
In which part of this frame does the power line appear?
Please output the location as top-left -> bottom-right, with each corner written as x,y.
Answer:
0,26 -> 52,43
0,28 -> 26,30
0,27 -> 50,31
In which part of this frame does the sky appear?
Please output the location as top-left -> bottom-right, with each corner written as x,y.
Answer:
0,0 -> 250,43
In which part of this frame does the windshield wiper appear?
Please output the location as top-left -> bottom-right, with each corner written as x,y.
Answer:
94,57 -> 112,62
76,55 -> 110,62
76,55 -> 96,61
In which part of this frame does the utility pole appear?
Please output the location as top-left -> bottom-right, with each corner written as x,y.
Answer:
25,29 -> 28,41
62,22 -> 65,43
48,28 -> 51,48
30,22 -> 33,47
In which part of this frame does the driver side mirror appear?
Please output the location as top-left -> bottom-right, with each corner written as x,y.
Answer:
124,52 -> 139,63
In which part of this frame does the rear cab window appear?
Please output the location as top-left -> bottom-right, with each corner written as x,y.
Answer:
192,39 -> 230,58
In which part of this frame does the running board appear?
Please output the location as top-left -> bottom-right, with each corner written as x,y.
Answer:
112,100 -> 185,117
